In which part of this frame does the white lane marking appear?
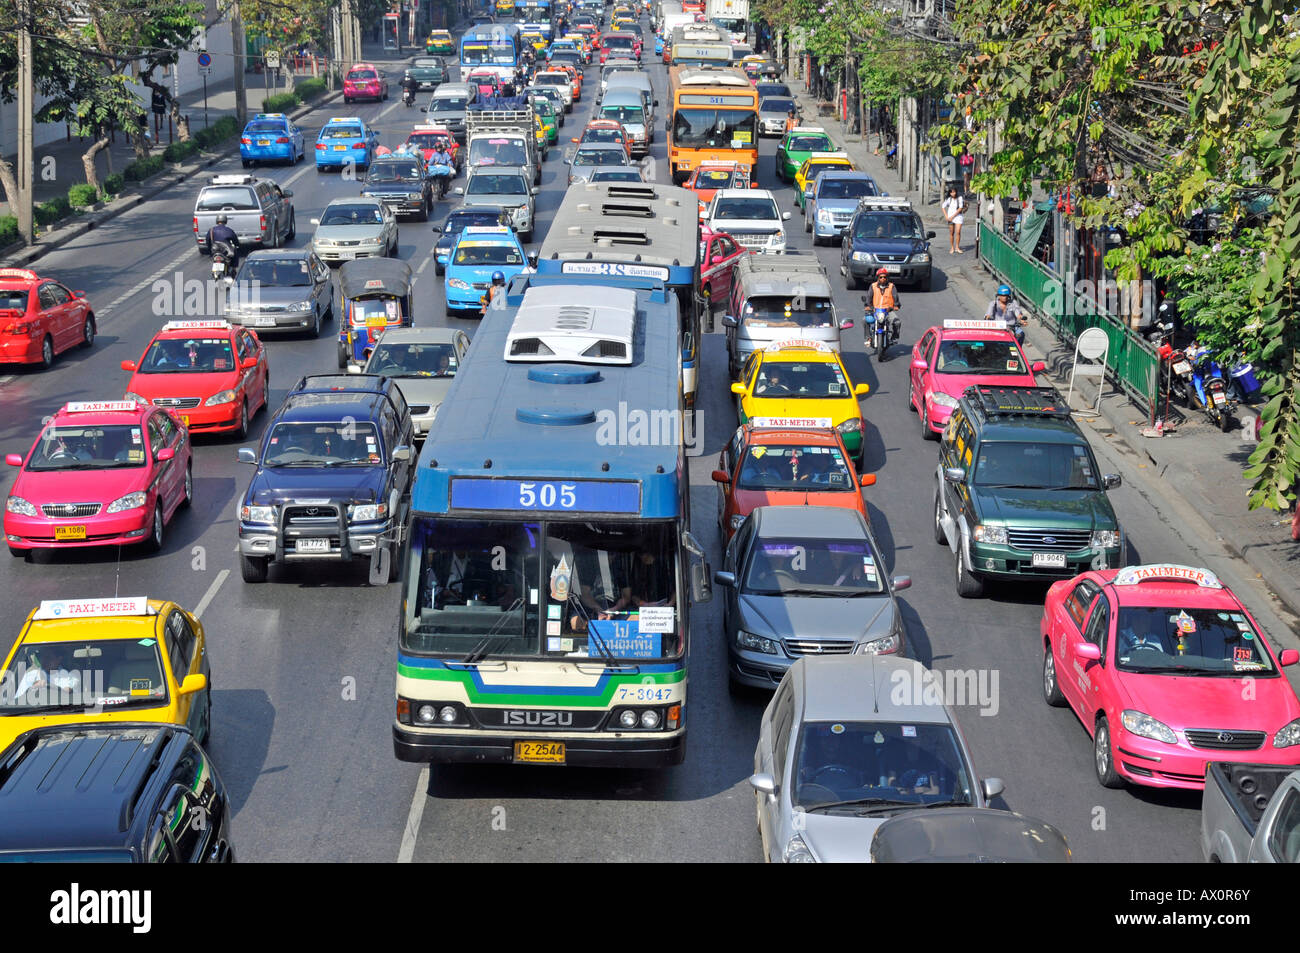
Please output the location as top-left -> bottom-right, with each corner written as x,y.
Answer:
283,161 -> 315,189
416,256 -> 431,274
100,248 -> 199,318
193,568 -> 231,620
398,766 -> 430,863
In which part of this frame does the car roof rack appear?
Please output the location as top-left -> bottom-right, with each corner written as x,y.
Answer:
856,196 -> 912,212
289,374 -> 389,396
209,174 -> 256,186
963,385 -> 1071,419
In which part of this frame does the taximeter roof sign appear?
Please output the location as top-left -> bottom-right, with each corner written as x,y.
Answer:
33,597 -> 152,621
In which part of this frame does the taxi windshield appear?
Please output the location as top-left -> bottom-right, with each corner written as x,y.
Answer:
789,135 -> 832,152
263,421 -> 382,467
406,133 -> 450,150
138,336 -> 235,374
582,128 -> 625,146
743,295 -> 834,329
936,339 -> 1024,375
737,445 -> 854,493
1114,606 -> 1278,676
25,424 -> 148,471
0,639 -> 168,715
754,359 -> 849,398
367,342 -> 457,378
694,168 -> 737,188
236,257 -> 313,287
973,442 -> 1099,490
454,242 -> 524,266
320,204 -> 384,225
320,125 -> 364,139
743,537 -> 885,595
574,148 -> 626,166
793,722 -> 974,812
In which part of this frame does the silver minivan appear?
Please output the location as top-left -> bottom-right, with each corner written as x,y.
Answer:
721,252 -> 845,377
603,72 -> 657,125
599,88 -> 653,156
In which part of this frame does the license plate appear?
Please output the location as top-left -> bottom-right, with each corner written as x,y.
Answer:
54,525 -> 86,541
1032,552 -> 1067,568
257,139 -> 271,146
514,741 -> 565,764
1172,361 -> 1191,375
1213,392 -> 1227,405
181,415 -> 190,426
334,144 -> 348,151
338,251 -> 355,260
245,317 -> 276,328
296,538 -> 330,553
886,264 -> 902,274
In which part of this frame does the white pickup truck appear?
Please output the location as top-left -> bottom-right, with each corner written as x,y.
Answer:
464,96 -> 542,187
1201,762 -> 1300,863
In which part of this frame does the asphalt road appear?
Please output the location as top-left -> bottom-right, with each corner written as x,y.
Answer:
2,22 -> 1297,863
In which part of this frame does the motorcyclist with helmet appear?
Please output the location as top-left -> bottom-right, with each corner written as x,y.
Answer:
986,284 -> 1026,343
866,266 -> 901,349
481,270 -> 507,316
207,214 -> 240,276
429,136 -> 455,199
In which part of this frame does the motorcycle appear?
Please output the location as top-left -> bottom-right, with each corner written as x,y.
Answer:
210,241 -> 236,282
885,143 -> 898,170
402,85 -> 416,107
430,163 -> 454,200
1184,342 -> 1235,432
864,297 -> 899,361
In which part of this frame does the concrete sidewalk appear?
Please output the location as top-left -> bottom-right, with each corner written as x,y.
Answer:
791,85 -> 1300,625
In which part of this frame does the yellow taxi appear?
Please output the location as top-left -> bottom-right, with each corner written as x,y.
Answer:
731,340 -> 870,465
613,13 -> 637,30
533,112 -> 549,156
426,30 -> 455,56
0,596 -> 211,752
794,151 -> 855,212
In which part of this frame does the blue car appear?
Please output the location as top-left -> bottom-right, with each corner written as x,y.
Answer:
655,34 -> 664,55
433,205 -> 510,275
316,117 -> 379,172
443,226 -> 532,316
240,113 -> 305,167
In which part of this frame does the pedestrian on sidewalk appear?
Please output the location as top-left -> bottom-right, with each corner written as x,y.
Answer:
943,187 -> 966,254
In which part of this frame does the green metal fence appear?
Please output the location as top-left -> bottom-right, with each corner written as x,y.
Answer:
978,222 -> 1159,416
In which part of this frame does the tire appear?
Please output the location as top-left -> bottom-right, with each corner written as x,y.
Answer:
933,485 -> 948,545
1094,715 -> 1125,788
1043,644 -> 1067,707
180,462 -> 193,509
921,401 -> 938,441
145,503 -> 165,553
877,338 -> 888,363
387,541 -> 402,582
317,165 -> 326,172
435,262 -> 444,276
198,689 -> 212,745
520,227 -> 533,243
310,306 -> 322,338
418,198 -> 429,223
1218,409 -> 1233,433
241,159 -> 251,169
804,214 -> 811,233
287,212 -> 296,241
337,343 -> 348,369
955,542 -> 984,597
344,96 -> 351,105
81,315 -> 96,349
908,381 -> 916,411
235,400 -> 250,441
846,270 -> 861,291
39,335 -> 54,369
8,545 -> 26,558
919,274 -> 932,292
240,553 -> 269,583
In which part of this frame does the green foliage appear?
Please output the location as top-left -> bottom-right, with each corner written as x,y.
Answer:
66,183 -> 99,206
124,154 -> 165,182
102,173 -> 124,195
163,138 -> 200,163
262,91 -> 300,113
35,195 -> 71,226
297,77 -> 327,101
192,116 -> 240,149
0,215 -> 18,247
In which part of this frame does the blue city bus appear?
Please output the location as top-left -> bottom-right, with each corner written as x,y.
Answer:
393,275 -> 711,768
459,23 -> 523,83
515,0 -> 552,20
536,182 -> 704,411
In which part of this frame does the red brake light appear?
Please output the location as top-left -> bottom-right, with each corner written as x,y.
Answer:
275,137 -> 290,144
260,215 -> 267,232
192,217 -> 198,232
241,137 -> 251,145
316,143 -> 325,150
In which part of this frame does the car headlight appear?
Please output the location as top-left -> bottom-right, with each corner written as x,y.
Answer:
106,491 -> 148,514
205,389 -> 238,406
913,252 -> 931,263
1090,529 -> 1121,549
736,630 -> 778,655
408,192 -> 423,201
836,418 -> 861,433
125,392 -> 149,406
972,523 -> 1007,544
347,502 -> 389,522
855,632 -> 901,655
930,392 -> 960,409
446,278 -> 472,291
240,504 -> 276,523
1274,718 -> 1300,748
6,496 -> 37,517
1121,710 -> 1177,745
772,232 -> 786,245
817,208 -> 832,224
315,238 -> 336,247
852,251 -> 873,262
783,833 -> 816,863
729,513 -> 746,530
289,300 -> 313,312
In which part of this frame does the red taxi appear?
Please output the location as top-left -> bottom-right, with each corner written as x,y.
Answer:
466,70 -> 503,98
1042,563 -> 1300,790
684,161 -> 754,217
699,225 -> 748,312
0,268 -> 96,368
121,320 -> 269,439
909,319 -> 1045,440
343,63 -> 389,104
4,400 -> 192,556
571,118 -> 632,156
712,422 -> 874,540
403,125 -> 462,170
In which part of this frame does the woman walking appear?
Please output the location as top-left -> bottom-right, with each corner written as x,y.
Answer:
943,187 -> 966,254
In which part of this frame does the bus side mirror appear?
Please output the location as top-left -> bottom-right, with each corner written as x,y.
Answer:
721,314 -> 738,328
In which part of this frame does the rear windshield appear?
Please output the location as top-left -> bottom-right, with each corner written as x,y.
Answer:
236,257 -> 313,287
602,105 -> 644,123
320,125 -> 364,139
196,187 -> 258,211
0,290 -> 29,311
742,295 -> 834,328
245,121 -> 286,134
817,177 -> 877,199
348,69 -> 378,80
445,211 -> 505,232
366,161 -> 422,183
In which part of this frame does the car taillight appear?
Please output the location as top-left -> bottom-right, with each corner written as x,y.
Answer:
260,215 -> 267,232
241,137 -> 251,145
316,142 -> 325,150
193,216 -> 199,233
276,137 -> 290,144
12,323 -> 31,334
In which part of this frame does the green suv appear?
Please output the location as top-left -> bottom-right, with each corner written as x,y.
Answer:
933,385 -> 1124,597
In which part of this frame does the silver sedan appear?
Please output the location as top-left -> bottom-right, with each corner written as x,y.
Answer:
310,197 -> 399,264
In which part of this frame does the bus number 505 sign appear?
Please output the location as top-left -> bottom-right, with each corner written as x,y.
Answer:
519,482 -> 576,508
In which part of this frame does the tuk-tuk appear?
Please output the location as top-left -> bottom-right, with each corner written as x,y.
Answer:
337,258 -> 414,368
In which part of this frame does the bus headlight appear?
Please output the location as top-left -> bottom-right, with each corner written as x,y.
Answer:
439,705 -> 460,724
640,709 -> 660,728
417,704 -> 438,723
619,709 -> 638,728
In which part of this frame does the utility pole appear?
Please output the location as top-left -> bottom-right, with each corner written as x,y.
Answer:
341,0 -> 355,72
331,6 -> 341,88
17,0 -> 34,245
231,1 -> 247,124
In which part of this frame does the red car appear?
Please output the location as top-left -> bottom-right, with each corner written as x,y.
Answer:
1041,563 -> 1300,790
121,320 -> 269,439
684,161 -> 754,217
909,320 -> 1045,439
698,225 -> 747,310
4,400 -> 192,556
404,125 -> 462,170
571,118 -> 632,156
712,422 -> 874,540
466,70 -> 503,98
0,268 -> 96,368
343,64 -> 389,104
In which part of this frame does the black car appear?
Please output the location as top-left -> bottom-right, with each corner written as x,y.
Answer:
0,723 -> 234,862
361,154 -> 434,221
237,374 -> 415,584
841,197 -> 936,291
432,204 -> 511,275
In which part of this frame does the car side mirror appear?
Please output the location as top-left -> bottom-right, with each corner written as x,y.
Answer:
346,363 -> 363,374
528,250 -> 539,265
155,447 -> 175,462
420,106 -> 427,112
711,469 -> 730,484
531,186 -> 541,195
1075,643 -> 1101,662
1280,649 -> 1299,667
781,211 -> 791,220
911,358 -> 928,371
392,445 -> 413,462
943,467 -> 966,483
1102,473 -> 1122,489
926,230 -> 936,239
6,454 -> 23,467
749,773 -> 777,797
453,187 -> 464,195
120,360 -> 138,372
1031,360 -> 1046,373
653,99 -> 659,106
310,218 -> 320,225
713,570 -> 736,588
721,314 -> 738,328
981,778 -> 1005,800
179,673 -> 208,696
242,356 -> 258,369
854,383 -> 870,396
282,189 -> 293,198
730,382 -> 746,395
860,472 -> 876,487
237,447 -> 258,465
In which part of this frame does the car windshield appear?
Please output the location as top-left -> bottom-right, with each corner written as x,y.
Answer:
672,108 -> 758,148
0,289 -> 29,311
794,722 -> 974,812
818,178 -> 877,199
406,133 -> 451,150
348,69 -> 378,80
320,125 -> 364,139
366,161 -> 421,183
195,187 -> 258,211
853,212 -> 924,240
367,341 -> 458,378
445,211 -> 504,234
138,336 -> 235,374
245,121 -> 286,134
236,257 -> 313,287
574,148 -> 627,166
754,359 -> 849,398
532,99 -> 555,116
973,441 -> 1099,489
1114,606 -> 1278,675
454,242 -> 524,266
320,204 -> 384,225
803,162 -> 849,183
469,139 -> 528,166
788,135 -> 832,152
263,421 -> 381,466
742,295 -> 834,329
743,537 -> 884,595
427,98 -> 467,112
0,639 -> 169,715
24,424 -> 149,471
935,340 -> 1026,375
693,168 -> 737,188
713,196 -> 779,220
737,444 -> 855,493
468,173 -> 528,195
760,97 -> 794,114
582,128 -> 624,146
602,105 -> 645,125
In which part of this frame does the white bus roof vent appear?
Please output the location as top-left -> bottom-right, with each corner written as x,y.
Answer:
506,285 -> 636,364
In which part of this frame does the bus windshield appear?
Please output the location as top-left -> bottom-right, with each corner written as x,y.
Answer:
403,518 -> 681,660
671,108 -> 757,148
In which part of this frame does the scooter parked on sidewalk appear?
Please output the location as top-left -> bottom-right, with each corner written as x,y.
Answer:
1184,342 -> 1236,432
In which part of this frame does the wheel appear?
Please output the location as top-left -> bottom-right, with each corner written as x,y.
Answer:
310,306 -> 322,338
8,545 -> 26,558
418,198 -> 429,222
387,541 -> 401,582
287,212 -> 296,241
919,274 -> 932,292
240,553 -> 269,583
877,339 -> 888,363
921,400 -> 938,441
180,462 -> 193,509
933,485 -> 948,545
241,159 -> 251,169
317,165 -> 326,172
955,542 -> 984,597
344,95 -> 351,104
1094,715 -> 1125,788
907,381 -> 916,411
1043,644 -> 1067,707
145,503 -> 165,553
1218,409 -> 1233,432
39,335 -> 54,369
81,315 -> 95,348
198,688 -> 212,745
520,228 -> 533,243
337,343 -> 348,368
234,400 -> 249,441
804,214 -> 811,233
846,270 -> 861,291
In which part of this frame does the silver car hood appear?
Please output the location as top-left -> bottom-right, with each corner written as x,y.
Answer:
315,224 -> 385,242
737,592 -> 894,645
228,284 -> 314,308
387,376 -> 456,407
801,813 -> 887,862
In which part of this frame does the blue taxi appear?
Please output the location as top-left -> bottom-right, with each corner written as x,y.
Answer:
547,38 -> 581,61
239,113 -> 305,167
443,226 -> 534,316
315,117 -> 379,172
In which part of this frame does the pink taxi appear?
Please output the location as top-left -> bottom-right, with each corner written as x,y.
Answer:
4,400 -> 193,557
909,319 -> 1045,440
1040,563 -> 1300,791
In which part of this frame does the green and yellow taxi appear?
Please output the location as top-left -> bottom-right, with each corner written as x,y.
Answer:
731,340 -> 870,465
522,31 -> 547,53
0,596 -> 211,752
426,29 -> 455,55
794,151 -> 855,211
533,94 -> 560,144
775,126 -> 836,183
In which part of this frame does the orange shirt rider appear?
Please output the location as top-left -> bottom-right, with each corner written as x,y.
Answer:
870,269 -> 901,311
